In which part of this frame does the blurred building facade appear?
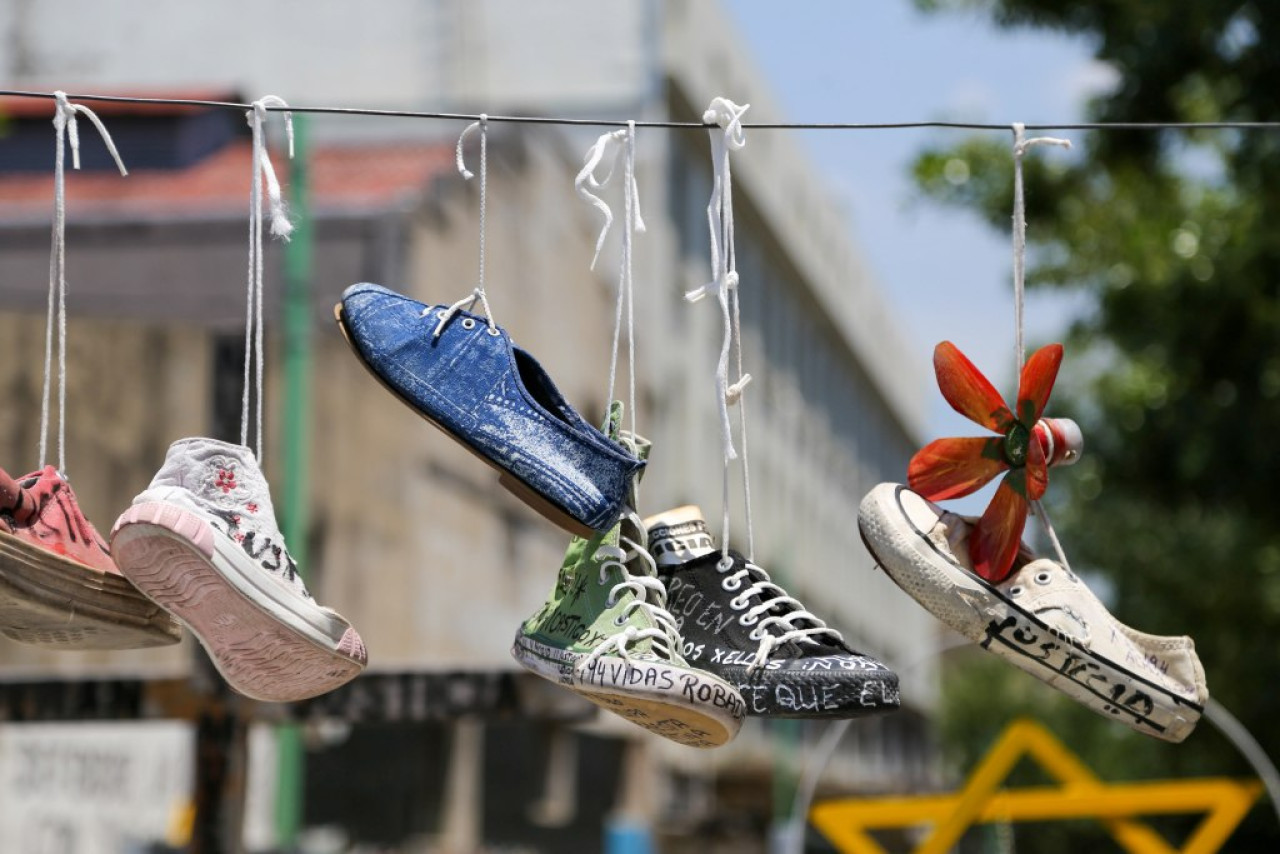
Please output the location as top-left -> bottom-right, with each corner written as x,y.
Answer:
0,2 -> 938,851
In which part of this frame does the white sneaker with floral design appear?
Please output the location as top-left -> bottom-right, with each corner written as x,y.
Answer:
111,438 -> 366,702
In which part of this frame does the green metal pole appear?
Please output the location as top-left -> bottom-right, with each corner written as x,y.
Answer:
276,112 -> 313,849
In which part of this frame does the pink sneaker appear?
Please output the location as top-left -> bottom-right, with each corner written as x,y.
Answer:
111,438 -> 366,702
0,465 -> 181,649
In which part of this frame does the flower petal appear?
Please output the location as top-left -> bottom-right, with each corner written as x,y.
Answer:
1015,343 -> 1063,425
934,341 -> 1016,432
969,475 -> 1030,582
1025,431 -> 1048,500
909,436 -> 1009,500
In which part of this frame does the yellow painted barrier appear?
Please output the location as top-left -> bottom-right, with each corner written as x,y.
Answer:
811,718 -> 1261,854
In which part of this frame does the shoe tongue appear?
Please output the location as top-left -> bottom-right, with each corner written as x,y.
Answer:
602,400 -> 650,497
1000,559 -> 1082,633
645,505 -> 716,567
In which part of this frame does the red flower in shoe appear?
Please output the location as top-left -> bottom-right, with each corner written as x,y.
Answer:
908,341 -> 1082,582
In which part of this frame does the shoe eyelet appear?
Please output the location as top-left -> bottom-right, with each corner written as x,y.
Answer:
716,556 -> 734,572
1009,585 -> 1024,598
486,326 -> 500,336
461,318 -> 476,330
1034,571 -> 1053,586
613,614 -> 627,626
436,309 -> 447,319
739,614 -> 758,626
728,596 -> 746,610
748,629 -> 762,641
722,577 -> 741,592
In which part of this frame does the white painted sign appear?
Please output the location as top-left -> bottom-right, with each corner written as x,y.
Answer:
0,722 -> 193,854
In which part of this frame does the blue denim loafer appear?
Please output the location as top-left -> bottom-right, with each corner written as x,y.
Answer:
335,282 -> 644,535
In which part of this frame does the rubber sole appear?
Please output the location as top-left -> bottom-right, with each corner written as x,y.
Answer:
112,502 -> 366,702
0,529 -> 181,649
334,302 -> 597,539
512,632 -> 743,748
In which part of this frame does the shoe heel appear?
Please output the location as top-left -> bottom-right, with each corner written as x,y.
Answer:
113,502 -> 215,558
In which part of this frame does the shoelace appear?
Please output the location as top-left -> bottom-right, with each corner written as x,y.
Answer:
717,556 -> 844,672
242,95 -> 295,462
576,122 -> 645,437
1010,122 -> 1075,572
430,116 -> 499,339
685,96 -> 756,562
42,92 -> 128,474
583,519 -> 683,669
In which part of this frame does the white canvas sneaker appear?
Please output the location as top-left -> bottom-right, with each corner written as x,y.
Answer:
859,483 -> 1207,742
111,438 -> 366,702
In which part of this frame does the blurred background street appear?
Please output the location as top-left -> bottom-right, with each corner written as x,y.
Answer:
0,1 -> 1275,851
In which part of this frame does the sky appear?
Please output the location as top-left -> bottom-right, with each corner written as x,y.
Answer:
722,0 -> 1112,441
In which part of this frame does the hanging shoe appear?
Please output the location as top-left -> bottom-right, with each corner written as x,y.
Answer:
646,505 -> 900,719
858,483 -> 1207,742
334,283 -> 644,538
513,414 -> 745,748
0,465 -> 181,649
110,438 -> 366,702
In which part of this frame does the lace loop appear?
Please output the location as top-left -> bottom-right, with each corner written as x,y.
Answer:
576,123 -> 645,438
432,287 -> 497,339
241,96 -> 295,462
41,92 -> 129,474
576,127 -> 647,270
689,97 -> 756,560
1010,122 -> 1070,375
436,116 -> 498,341
1010,122 -> 1074,574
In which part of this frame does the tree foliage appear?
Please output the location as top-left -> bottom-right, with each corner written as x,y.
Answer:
913,2 -> 1280,849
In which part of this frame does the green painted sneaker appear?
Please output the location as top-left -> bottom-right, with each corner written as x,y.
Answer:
512,407 -> 746,748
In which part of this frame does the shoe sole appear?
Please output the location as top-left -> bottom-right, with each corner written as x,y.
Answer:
858,484 -> 1201,742
334,302 -> 597,540
0,529 -> 181,649
512,632 -> 743,748
111,502 -> 366,702
704,664 -> 902,719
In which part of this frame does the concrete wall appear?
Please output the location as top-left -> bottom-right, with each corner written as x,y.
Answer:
0,0 -> 943,806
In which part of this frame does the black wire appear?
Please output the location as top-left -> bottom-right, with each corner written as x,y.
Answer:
4,88 -> 1280,131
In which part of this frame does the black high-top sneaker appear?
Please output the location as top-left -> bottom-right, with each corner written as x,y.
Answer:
646,505 -> 901,718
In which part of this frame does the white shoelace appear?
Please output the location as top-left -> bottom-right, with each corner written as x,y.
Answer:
583,525 -> 684,668
686,96 -> 756,562
571,127 -> 664,668
432,116 -> 499,338
241,95 -> 295,461
717,556 -> 844,672
40,92 -> 128,474
575,122 -> 646,436
1010,122 -> 1075,573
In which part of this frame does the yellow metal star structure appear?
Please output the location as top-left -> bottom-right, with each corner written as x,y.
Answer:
810,718 -> 1261,854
